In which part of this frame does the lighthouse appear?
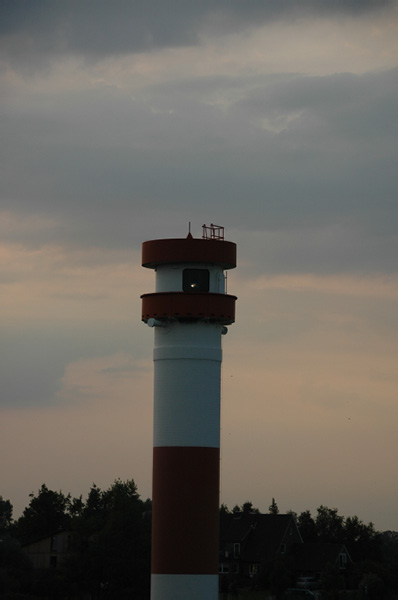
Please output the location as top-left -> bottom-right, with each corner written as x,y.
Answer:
141,224 -> 237,600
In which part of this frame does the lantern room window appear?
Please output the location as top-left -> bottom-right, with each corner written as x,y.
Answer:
183,269 -> 210,292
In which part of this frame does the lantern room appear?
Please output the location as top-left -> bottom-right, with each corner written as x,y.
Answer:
141,225 -> 237,324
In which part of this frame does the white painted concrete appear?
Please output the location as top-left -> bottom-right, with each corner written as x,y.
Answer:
153,321 -> 222,448
151,574 -> 219,600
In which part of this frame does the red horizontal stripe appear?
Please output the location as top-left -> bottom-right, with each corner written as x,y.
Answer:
142,238 -> 236,270
152,446 -> 220,574
141,292 -> 236,324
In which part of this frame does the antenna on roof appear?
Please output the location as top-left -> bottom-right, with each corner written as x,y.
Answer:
186,221 -> 193,239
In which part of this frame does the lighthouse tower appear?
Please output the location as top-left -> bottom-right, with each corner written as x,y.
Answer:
141,224 -> 237,600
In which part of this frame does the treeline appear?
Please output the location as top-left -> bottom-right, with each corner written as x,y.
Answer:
0,480 -> 151,599
1,485 -> 398,598
221,499 -> 381,563
221,500 -> 398,597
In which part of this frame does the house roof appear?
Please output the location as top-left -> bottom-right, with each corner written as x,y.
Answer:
220,513 -> 301,562
21,529 -> 71,548
292,542 -> 352,571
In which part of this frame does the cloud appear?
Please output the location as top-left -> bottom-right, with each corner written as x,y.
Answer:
1,0 -> 398,531
0,321 -> 150,409
3,63 -> 396,272
231,223 -> 398,276
1,0 -> 395,72
0,236 -> 150,408
56,353 -> 151,404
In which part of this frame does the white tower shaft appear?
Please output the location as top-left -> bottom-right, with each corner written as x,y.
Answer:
151,321 -> 222,600
141,229 -> 237,600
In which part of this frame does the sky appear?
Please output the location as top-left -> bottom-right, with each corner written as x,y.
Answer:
1,0 -> 398,532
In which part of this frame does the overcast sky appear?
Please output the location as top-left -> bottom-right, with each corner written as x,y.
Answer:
1,0 -> 398,531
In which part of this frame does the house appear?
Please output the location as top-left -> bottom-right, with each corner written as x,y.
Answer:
292,542 -> 352,588
219,512 -> 303,580
22,530 -> 72,569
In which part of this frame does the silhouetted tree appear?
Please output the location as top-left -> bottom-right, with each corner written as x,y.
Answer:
0,536 -> 32,596
269,497 -> 279,515
0,495 -> 13,530
379,530 -> 398,591
6,485 -> 398,598
297,510 -> 317,542
345,515 -> 379,562
16,484 -> 72,543
220,503 -> 230,515
68,494 -> 85,518
66,479 -> 151,598
316,505 -> 344,543
242,501 -> 259,514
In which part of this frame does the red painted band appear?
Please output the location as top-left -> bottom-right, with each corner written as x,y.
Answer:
152,446 -> 220,574
141,292 -> 236,324
142,238 -> 237,269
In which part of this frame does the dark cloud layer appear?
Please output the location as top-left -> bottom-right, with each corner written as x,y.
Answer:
2,66 -> 397,275
1,0 -> 394,67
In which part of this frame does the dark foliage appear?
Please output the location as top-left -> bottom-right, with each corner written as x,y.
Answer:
64,479 -> 151,598
3,488 -> 398,598
221,501 -> 398,597
0,496 -> 13,530
0,536 -> 32,597
296,505 -> 381,562
15,485 -> 72,545
268,498 -> 279,515
297,509 -> 318,542
3,480 -> 150,599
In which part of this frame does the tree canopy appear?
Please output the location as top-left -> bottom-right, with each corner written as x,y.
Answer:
0,495 -> 13,530
296,505 -> 379,562
7,480 -> 151,598
2,485 -> 397,599
16,484 -> 72,544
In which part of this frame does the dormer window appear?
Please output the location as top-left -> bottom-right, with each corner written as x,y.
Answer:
183,269 -> 210,292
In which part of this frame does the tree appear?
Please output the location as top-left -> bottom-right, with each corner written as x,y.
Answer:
0,496 -> 13,530
379,530 -> 398,591
316,505 -> 344,543
297,510 -> 317,542
16,484 -> 72,543
0,536 -> 32,596
344,515 -> 379,562
242,501 -> 259,514
220,503 -> 230,515
68,494 -> 84,518
269,497 -> 279,515
66,479 -> 151,598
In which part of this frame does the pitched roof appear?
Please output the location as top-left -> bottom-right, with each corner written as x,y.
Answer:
21,529 -> 71,547
292,542 -> 352,571
220,513 -> 301,562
